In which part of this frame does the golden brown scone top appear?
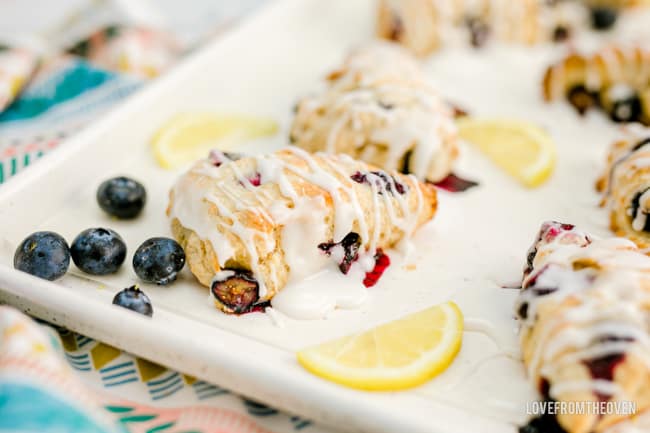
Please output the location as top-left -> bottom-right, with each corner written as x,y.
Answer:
168,148 -> 437,313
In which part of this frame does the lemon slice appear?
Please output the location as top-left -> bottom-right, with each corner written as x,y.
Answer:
151,113 -> 278,169
297,301 -> 463,391
456,118 -> 557,188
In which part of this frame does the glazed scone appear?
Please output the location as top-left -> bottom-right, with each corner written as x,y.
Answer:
325,41 -> 425,91
290,43 -> 459,183
543,45 -> 650,125
376,0 -> 650,56
517,222 -> 650,433
597,125 -> 650,249
376,0 -> 590,55
167,148 -> 437,314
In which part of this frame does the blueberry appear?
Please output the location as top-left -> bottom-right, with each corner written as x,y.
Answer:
610,94 -> 642,123
112,285 -> 153,316
552,25 -> 570,43
211,270 -> 259,314
97,176 -> 146,219
630,187 -> 650,232
132,237 -> 185,285
350,171 -> 407,195
70,228 -> 127,275
318,232 -> 362,274
566,85 -> 596,115
14,231 -> 70,280
591,7 -> 618,31
466,17 -> 490,48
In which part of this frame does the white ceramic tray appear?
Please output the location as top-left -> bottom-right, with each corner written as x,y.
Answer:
1,1 -> 647,432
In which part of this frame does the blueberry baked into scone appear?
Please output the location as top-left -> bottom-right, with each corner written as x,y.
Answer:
516,221 -> 650,433
290,42 -> 459,183
167,148 -> 437,314
376,0 -> 640,56
597,125 -> 650,248
543,45 -> 650,125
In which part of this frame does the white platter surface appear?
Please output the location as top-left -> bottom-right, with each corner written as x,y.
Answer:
1,1 -> 648,432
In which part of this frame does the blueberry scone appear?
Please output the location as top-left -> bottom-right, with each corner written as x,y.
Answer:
517,221 -> 650,433
375,0 -> 638,56
597,125 -> 650,249
290,42 -> 458,183
543,45 -> 650,125
167,148 -> 437,314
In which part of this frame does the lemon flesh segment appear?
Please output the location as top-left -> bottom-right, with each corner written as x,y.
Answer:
297,301 -> 463,391
151,113 -> 279,169
457,118 -> 557,188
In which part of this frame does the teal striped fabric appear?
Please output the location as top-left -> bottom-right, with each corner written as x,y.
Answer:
0,57 -> 142,184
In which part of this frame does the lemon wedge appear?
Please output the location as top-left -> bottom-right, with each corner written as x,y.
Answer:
456,118 -> 557,188
151,113 -> 278,169
297,301 -> 463,391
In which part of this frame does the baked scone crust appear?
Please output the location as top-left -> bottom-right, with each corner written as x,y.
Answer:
543,45 -> 650,125
376,0 -> 589,55
598,125 -> 650,249
517,222 -> 650,433
377,0 -> 650,56
168,148 -> 437,313
290,42 -> 459,183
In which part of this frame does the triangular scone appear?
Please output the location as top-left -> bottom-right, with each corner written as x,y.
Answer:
167,148 -> 436,314
517,222 -> 650,433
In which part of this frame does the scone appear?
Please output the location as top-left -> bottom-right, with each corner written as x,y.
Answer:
543,45 -> 650,125
517,221 -> 650,433
376,0 -> 650,56
167,148 -> 437,314
290,42 -> 459,183
376,0 -> 588,56
597,125 -> 650,249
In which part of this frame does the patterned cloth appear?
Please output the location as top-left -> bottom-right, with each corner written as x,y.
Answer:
0,55 -> 142,182
0,46 -> 39,113
0,306 -> 320,433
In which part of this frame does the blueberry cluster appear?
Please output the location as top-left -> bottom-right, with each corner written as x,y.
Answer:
13,176 -> 187,318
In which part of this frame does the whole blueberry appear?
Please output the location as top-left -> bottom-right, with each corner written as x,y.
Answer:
132,237 -> 185,285
591,7 -> 618,31
610,94 -> 642,123
70,228 -> 127,275
14,231 -> 70,280
97,176 -> 146,219
113,285 -> 153,317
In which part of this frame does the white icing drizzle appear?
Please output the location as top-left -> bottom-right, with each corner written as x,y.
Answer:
517,223 -> 650,409
169,147 -> 427,315
293,42 -> 458,182
321,83 -> 453,180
